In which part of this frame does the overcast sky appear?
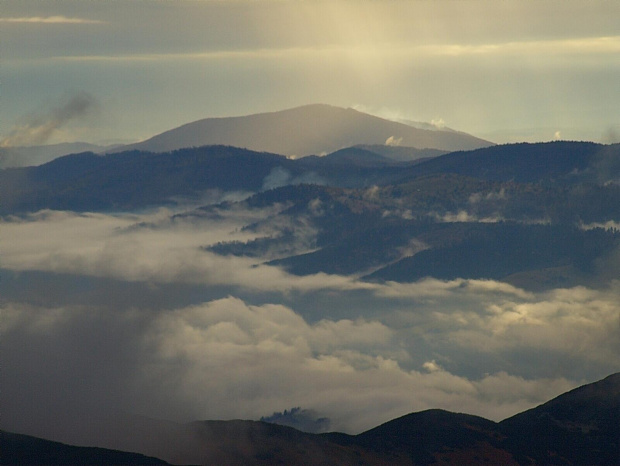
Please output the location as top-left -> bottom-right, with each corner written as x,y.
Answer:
2,0 -> 619,145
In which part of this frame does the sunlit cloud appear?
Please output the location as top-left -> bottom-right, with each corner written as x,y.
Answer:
2,206 -> 618,440
438,285 -> 620,360
581,220 -> 620,231
0,16 -> 104,24
384,135 -> 402,146
44,35 -> 620,64
1,296 -> 582,435
3,208 -> 618,377
428,118 -> 444,129
417,36 -> 620,57
372,278 -> 535,302
0,209 -> 374,293
49,46 -> 355,63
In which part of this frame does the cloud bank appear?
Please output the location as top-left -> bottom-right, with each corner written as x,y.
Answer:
2,207 -> 618,444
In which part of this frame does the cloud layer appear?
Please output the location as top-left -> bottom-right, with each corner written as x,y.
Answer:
2,207 -> 618,441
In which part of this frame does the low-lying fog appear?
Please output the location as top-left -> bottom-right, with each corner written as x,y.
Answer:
2,203 -> 619,441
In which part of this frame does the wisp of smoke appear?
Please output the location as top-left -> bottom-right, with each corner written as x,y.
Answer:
601,126 -> 620,144
0,93 -> 99,147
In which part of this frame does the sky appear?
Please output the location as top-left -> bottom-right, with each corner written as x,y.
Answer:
1,0 -> 620,146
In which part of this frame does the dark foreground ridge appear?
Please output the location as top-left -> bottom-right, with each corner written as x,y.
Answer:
0,430 -> 169,465
3,373 -> 618,465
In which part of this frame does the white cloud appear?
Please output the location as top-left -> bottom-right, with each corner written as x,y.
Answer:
422,360 -> 443,373
433,210 -> 504,223
385,135 -> 402,146
580,220 -> 620,231
431,118 -> 445,128
375,278 -> 534,301
429,284 -> 620,367
0,209 -> 373,293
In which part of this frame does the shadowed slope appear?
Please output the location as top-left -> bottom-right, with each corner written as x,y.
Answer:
500,373 -> 620,465
3,373 -> 618,465
0,430 -> 168,465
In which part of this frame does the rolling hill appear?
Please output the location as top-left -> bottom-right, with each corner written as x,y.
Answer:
3,373 -> 617,465
0,142 -> 111,168
3,141 -> 620,290
0,431 -> 168,465
4,141 -> 620,215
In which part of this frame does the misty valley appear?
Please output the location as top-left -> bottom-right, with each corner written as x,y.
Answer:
2,106 -> 619,464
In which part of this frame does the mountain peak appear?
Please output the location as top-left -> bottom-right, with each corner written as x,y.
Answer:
111,104 -> 493,156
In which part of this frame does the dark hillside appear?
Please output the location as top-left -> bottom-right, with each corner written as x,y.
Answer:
3,141 -> 620,215
329,410 -> 516,465
205,180 -> 620,286
396,141 -> 619,184
0,146 -> 296,213
354,144 -> 447,162
366,223 -> 619,282
0,430 -> 168,465
500,373 -> 620,465
3,374 -> 618,465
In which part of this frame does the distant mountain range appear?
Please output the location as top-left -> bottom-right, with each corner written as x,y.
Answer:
3,141 -> 619,215
3,141 -> 620,290
110,104 -> 493,156
0,105 -> 488,169
3,373 -> 618,465
0,142 -> 112,169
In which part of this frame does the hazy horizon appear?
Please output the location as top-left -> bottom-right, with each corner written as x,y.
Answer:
2,0 -> 619,147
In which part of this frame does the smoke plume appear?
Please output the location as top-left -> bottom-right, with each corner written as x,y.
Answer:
0,93 -> 99,147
